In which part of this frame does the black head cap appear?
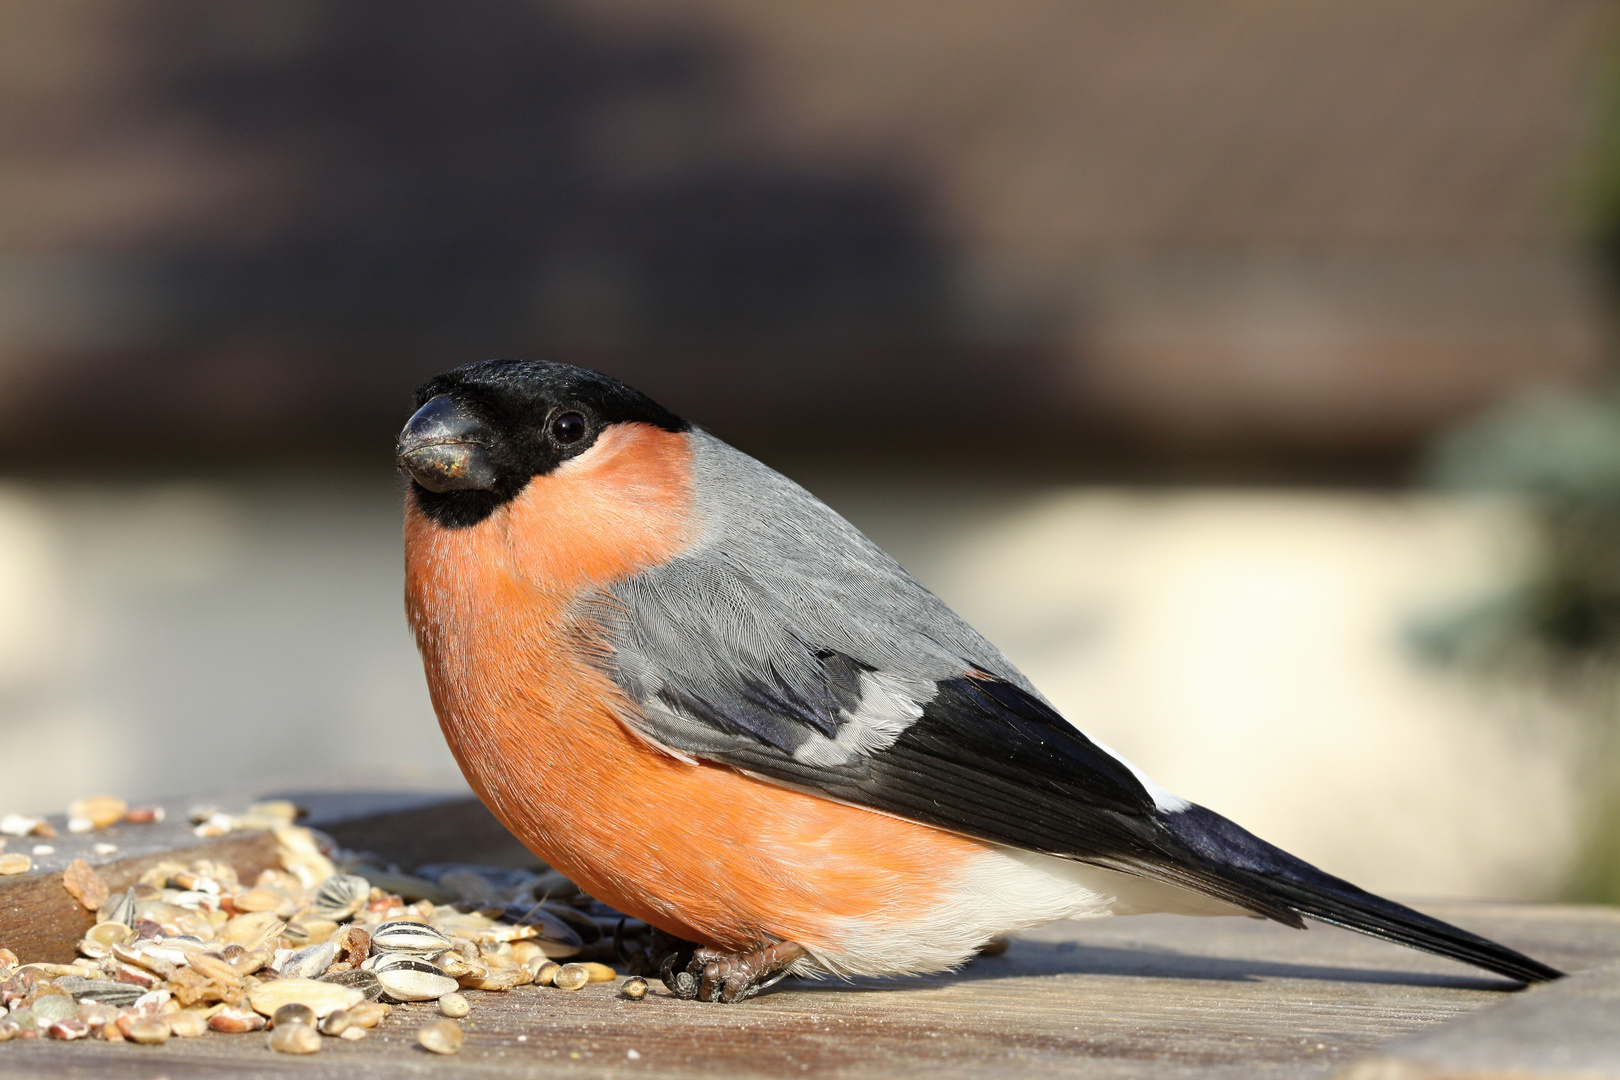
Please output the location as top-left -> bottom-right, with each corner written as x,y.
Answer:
398,360 -> 688,528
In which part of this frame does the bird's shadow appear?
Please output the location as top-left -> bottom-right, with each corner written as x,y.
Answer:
788,938 -> 1521,996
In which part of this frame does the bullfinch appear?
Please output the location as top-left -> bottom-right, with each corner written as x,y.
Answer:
396,359 -> 1561,1003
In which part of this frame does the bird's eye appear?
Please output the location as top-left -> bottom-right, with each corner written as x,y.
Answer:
551,411 -> 587,445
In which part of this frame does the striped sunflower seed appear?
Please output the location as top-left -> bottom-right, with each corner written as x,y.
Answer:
372,956 -> 458,1002
317,968 -> 384,1002
370,921 -> 451,958
310,874 -> 370,921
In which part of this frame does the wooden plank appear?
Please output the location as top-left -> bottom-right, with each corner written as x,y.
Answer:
296,792 -> 536,870
0,898 -> 1614,1078
0,827 -> 280,964
1338,961 -> 1620,1079
4,793 -> 1616,1076
0,790 -> 531,964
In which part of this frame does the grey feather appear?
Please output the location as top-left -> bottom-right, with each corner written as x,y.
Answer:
588,432 -> 1032,764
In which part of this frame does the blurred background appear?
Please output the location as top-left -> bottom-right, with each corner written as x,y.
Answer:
2,0 -> 1620,904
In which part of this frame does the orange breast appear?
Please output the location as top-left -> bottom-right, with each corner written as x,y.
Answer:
404,424 -> 983,954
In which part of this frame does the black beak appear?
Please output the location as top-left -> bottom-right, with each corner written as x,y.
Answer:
397,395 -> 498,493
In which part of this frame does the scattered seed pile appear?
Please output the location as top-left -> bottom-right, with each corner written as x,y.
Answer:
0,797 -> 644,1056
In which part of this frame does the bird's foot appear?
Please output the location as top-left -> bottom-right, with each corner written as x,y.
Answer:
664,940 -> 807,1003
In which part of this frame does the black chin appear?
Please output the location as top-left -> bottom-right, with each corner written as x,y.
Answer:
409,483 -> 521,529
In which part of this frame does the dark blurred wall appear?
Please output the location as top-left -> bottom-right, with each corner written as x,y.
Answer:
0,0 -> 1614,471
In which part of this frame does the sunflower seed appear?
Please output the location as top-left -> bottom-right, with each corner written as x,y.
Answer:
372,957 -> 457,1002
53,978 -> 142,1007
98,888 -> 136,927
310,874 -> 370,921
278,941 -> 338,980
370,920 -> 451,957
317,968 -> 385,1001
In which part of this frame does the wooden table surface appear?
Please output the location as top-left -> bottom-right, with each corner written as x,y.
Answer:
3,794 -> 1617,1078
5,899 -> 1618,1078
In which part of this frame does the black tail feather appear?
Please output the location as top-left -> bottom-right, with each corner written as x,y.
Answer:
1160,805 -> 1563,984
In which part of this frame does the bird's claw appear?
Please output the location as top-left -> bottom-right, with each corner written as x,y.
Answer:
666,941 -> 807,1003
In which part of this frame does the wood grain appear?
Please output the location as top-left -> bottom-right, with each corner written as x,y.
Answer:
2,793 -> 1615,1077
0,900 -> 1613,1078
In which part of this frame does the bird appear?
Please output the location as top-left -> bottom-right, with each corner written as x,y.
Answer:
396,358 -> 1562,1003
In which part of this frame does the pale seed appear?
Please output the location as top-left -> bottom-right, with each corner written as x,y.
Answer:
78,921 -> 131,960
68,795 -> 127,830
166,1010 -> 208,1038
247,800 -> 299,825
268,1023 -> 321,1054
417,1018 -> 463,1055
437,992 -> 469,1018
0,814 -> 39,837
278,940 -> 338,980
220,910 -> 283,948
207,1005 -> 264,1033
32,996 -> 78,1024
229,887 -> 285,913
459,968 -> 524,992
247,978 -> 363,1019
184,951 -> 243,987
339,1025 -> 367,1041
317,1008 -> 350,1036
47,1018 -> 91,1040
271,1003 -> 316,1029
578,961 -> 617,983
127,1017 -> 170,1044
0,853 -> 31,875
346,1001 -> 390,1028
284,918 -> 339,946
553,963 -> 589,990
530,959 -> 560,986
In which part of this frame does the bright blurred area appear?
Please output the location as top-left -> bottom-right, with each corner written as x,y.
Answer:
3,0 -> 1620,904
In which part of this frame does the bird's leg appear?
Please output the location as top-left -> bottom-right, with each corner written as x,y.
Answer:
669,940 -> 807,1003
